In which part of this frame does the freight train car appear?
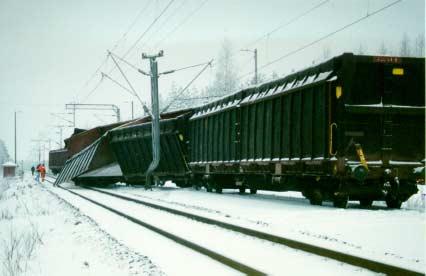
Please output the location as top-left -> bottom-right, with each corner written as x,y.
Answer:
108,109 -> 193,186
49,149 -> 69,174
49,122 -> 133,175
189,53 -> 425,208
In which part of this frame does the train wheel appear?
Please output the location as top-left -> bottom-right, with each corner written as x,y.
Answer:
385,195 -> 402,209
206,184 -> 213,192
215,186 -> 223,194
359,199 -> 373,208
239,187 -> 245,194
249,188 -> 257,194
309,189 -> 323,206
333,195 -> 348,208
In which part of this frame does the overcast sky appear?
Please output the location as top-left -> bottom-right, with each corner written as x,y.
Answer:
0,0 -> 424,165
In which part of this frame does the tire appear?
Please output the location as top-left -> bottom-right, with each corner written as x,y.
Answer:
249,188 -> 257,194
333,195 -> 348,208
239,187 -> 245,194
385,195 -> 402,209
359,199 -> 373,208
309,189 -> 323,206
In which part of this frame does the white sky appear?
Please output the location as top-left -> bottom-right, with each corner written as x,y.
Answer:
0,0 -> 424,164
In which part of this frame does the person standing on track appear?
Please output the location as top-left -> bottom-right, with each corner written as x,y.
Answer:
31,165 -> 35,176
35,164 -> 40,182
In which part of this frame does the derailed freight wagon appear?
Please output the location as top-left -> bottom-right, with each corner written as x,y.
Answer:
49,149 -> 69,174
108,110 -> 193,186
49,122 -> 129,175
189,53 -> 425,208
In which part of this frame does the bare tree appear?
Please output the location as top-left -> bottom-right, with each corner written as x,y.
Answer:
399,33 -> 411,57
271,71 -> 279,80
357,44 -> 366,55
322,46 -> 331,60
378,41 -> 388,55
205,38 -> 239,97
0,140 -> 11,165
414,33 -> 425,57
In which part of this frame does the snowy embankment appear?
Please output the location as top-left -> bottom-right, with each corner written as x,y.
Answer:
0,175 -> 162,276
108,182 -> 425,273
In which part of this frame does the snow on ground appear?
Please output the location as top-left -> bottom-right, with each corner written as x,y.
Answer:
49,182 -> 239,276
107,183 -> 426,273
54,186 -> 377,275
0,174 -> 163,276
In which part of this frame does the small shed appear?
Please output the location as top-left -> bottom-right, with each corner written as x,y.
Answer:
2,162 -> 17,178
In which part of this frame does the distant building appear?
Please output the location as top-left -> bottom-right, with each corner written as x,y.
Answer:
2,161 -> 17,178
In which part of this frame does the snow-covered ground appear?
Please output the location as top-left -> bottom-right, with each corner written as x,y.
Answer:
52,186 -> 377,275
0,174 -> 163,276
2,174 -> 424,275
104,182 -> 426,273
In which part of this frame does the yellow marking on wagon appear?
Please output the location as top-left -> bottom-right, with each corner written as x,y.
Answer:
392,68 -> 404,75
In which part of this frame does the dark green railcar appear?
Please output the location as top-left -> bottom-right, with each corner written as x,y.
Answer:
109,111 -> 193,186
189,53 -> 425,208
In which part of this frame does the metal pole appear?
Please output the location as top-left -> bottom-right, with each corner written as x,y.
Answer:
116,106 -> 121,122
131,101 -> 134,119
73,105 -> 76,128
254,48 -> 258,84
142,50 -> 163,188
59,127 -> 63,149
14,111 -> 17,164
38,143 -> 41,164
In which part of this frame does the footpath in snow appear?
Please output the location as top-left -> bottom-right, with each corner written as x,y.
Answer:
0,174 -> 163,276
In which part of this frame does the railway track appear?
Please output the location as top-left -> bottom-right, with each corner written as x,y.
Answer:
45,177 -> 423,275
45,177 -> 265,275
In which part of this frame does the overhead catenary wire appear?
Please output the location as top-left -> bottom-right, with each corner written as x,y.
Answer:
152,0 -> 210,49
110,1 -> 154,52
161,60 -> 213,113
76,1 -> 156,102
237,0 -> 403,81
109,50 -> 210,76
137,0 -> 189,53
108,52 -> 152,117
122,0 -> 176,59
79,0 -> 178,103
101,72 -> 136,98
243,0 -> 331,49
80,74 -> 105,102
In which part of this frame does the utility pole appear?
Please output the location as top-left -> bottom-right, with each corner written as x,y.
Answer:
14,111 -> 21,164
254,48 -> 258,85
14,111 -> 17,164
65,103 -> 121,124
241,48 -> 258,84
125,101 -> 134,119
142,50 -> 163,188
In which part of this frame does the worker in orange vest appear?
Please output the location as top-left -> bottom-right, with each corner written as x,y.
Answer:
40,164 -> 46,182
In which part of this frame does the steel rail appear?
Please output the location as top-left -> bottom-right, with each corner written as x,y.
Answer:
87,186 -> 423,276
44,178 -> 265,275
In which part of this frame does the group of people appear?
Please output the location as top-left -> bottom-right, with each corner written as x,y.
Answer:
31,164 -> 46,182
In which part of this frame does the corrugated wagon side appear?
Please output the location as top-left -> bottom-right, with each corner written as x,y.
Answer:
109,112 -> 193,186
189,53 -> 425,208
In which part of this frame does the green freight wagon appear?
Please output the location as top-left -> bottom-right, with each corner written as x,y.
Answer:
109,111 -> 193,186
189,53 -> 425,208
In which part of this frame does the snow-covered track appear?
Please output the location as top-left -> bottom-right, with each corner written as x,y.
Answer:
44,177 -> 423,275
87,187 -> 423,276
44,179 -> 265,275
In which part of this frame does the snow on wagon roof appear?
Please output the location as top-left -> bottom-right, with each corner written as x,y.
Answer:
2,161 -> 17,167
